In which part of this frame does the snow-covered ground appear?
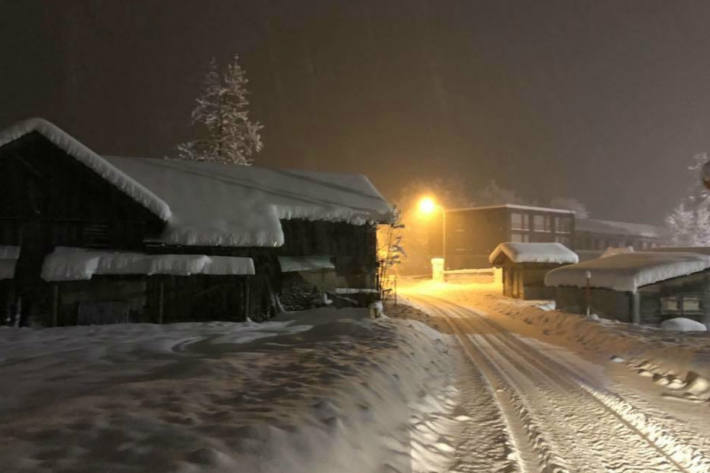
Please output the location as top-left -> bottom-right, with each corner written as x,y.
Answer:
0,308 -> 463,473
400,278 -> 710,402
397,278 -> 710,473
3,278 -> 710,473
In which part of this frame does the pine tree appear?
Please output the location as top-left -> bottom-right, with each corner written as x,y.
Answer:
666,153 -> 710,246
178,55 -> 263,165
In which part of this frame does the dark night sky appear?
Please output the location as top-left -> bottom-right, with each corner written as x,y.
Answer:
2,0 -> 710,223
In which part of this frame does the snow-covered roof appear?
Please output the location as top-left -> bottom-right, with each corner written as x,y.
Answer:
489,242 -> 579,265
0,118 -> 393,248
41,247 -> 255,282
649,247 -> 710,255
448,204 -> 575,214
278,255 -> 335,273
106,157 -> 393,246
0,246 -> 20,280
600,247 -> 634,258
105,157 -> 393,247
0,118 -> 171,221
575,218 -> 663,239
544,251 -> 710,292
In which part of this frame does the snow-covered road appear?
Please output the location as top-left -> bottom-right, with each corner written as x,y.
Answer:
405,291 -> 710,473
2,284 -> 709,472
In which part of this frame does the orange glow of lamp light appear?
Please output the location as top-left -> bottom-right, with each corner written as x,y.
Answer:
418,196 -> 437,216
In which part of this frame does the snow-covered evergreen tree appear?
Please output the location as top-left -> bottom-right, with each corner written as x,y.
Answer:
666,153 -> 710,246
178,55 -> 263,165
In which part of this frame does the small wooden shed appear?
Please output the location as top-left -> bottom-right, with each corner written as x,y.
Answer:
545,251 -> 710,326
489,242 -> 578,300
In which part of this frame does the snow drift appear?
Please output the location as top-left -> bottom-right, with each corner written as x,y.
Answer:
0,308 -> 458,473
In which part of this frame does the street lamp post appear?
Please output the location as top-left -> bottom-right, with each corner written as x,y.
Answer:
417,195 -> 446,277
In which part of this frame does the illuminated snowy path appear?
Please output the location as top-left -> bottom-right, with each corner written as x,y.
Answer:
404,291 -> 710,473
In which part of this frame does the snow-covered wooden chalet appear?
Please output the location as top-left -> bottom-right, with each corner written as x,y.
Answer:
489,242 -> 578,299
0,118 -> 393,326
545,252 -> 710,326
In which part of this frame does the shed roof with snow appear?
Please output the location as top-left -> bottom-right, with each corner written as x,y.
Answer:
489,242 -> 579,266
0,118 -> 394,248
41,247 -> 255,282
106,156 -> 393,247
448,203 -> 575,214
575,218 -> 663,239
544,251 -> 710,292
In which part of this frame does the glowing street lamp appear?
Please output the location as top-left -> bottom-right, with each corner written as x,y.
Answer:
418,196 -> 437,216
417,195 -> 448,275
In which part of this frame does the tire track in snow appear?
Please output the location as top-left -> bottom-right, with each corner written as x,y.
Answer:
448,301 -> 710,473
430,301 -> 573,473
409,294 -> 708,473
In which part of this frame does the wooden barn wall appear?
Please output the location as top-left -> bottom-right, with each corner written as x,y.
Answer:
279,219 -> 378,288
554,286 -> 633,322
0,132 -> 165,252
501,262 -> 561,300
0,134 -> 381,324
46,275 -> 254,326
638,271 -> 710,325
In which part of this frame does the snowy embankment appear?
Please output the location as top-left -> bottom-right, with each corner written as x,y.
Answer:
0,308 -> 459,473
403,279 -> 710,405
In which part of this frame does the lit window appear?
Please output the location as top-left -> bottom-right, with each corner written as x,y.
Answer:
533,215 -> 545,231
661,297 -> 679,313
682,297 -> 701,312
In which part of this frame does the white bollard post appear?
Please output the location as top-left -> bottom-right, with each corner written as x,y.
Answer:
431,258 -> 445,282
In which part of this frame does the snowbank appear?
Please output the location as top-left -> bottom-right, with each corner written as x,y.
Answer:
545,251 -> 710,292
0,308 -> 459,473
489,242 -> 579,265
278,255 -> 335,272
106,156 -> 394,247
41,247 -> 255,281
660,317 -> 708,332
0,118 -> 172,220
0,245 -> 20,280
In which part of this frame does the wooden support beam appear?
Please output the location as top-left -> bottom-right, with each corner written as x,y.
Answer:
631,292 -> 641,324
158,281 -> 165,324
51,284 -> 59,327
245,282 -> 250,321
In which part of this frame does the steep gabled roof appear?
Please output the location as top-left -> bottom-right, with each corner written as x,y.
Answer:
0,118 -> 172,221
489,242 -> 579,266
0,118 -> 393,248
